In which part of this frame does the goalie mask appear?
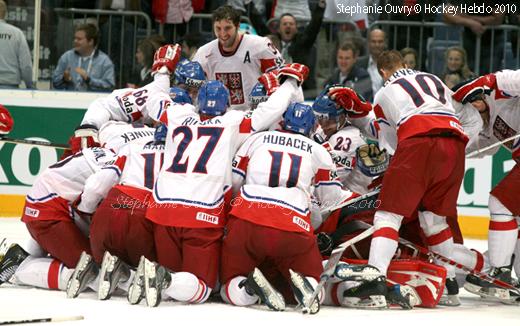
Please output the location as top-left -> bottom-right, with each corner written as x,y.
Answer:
312,88 -> 347,138
355,143 -> 389,177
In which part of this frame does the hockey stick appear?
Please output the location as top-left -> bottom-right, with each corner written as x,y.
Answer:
0,136 -> 69,150
302,225 -> 375,313
466,133 -> 520,158
320,188 -> 381,215
0,316 -> 84,325
397,237 -> 520,297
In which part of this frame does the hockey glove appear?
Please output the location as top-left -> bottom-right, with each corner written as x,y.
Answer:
452,73 -> 496,104
277,63 -> 309,85
356,143 -> 389,177
151,44 -> 182,75
328,86 -> 372,117
0,104 -> 14,135
69,124 -> 100,154
258,69 -> 280,95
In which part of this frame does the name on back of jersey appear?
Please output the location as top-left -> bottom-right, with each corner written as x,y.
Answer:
263,133 -> 313,153
182,116 -> 222,126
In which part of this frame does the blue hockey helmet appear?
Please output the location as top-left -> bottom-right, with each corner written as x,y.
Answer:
312,88 -> 343,121
249,82 -> 269,107
174,60 -> 206,88
153,123 -> 168,144
197,80 -> 230,117
169,86 -> 193,105
283,102 -> 316,136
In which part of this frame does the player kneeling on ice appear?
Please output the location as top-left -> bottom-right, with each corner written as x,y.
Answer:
220,103 -> 352,314
452,70 -> 520,304
130,63 -> 311,308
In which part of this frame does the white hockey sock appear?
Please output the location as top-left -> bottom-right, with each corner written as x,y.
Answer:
163,272 -> 211,303
419,211 -> 456,278
488,195 -> 518,267
514,236 -> 520,278
221,276 -> 258,306
452,244 -> 488,272
368,211 -> 402,275
13,257 -> 73,291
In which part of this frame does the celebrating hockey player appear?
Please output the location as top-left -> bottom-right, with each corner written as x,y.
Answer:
130,63 -> 309,308
174,60 -> 206,103
452,69 -> 520,303
329,50 -> 468,304
221,103 -> 351,314
192,5 -> 283,111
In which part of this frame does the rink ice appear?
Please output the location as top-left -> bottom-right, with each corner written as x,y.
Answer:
1,218 -> 519,325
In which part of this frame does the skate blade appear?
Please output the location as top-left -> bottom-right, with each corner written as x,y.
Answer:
342,295 -> 387,309
66,252 -> 92,299
98,252 -> 116,300
438,294 -> 461,306
464,282 -> 512,302
399,285 -> 422,307
252,268 -> 285,311
127,256 -> 145,305
335,265 -> 381,282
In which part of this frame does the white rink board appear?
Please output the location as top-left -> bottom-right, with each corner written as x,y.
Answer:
1,218 -> 520,325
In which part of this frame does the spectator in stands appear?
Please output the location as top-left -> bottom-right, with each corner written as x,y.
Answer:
0,0 -> 33,89
52,23 -> 115,92
441,46 -> 475,84
272,0 -> 310,21
278,0 -> 327,98
357,28 -> 386,96
325,42 -> 373,101
181,32 -> 205,60
400,47 -> 418,70
443,1 -> 505,74
127,36 -> 163,88
152,0 -> 193,43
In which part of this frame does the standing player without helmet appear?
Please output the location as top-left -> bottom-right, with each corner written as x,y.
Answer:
192,5 -> 283,111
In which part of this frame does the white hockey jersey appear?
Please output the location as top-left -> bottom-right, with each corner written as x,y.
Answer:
373,69 -> 467,155
231,130 -> 351,233
465,69 -> 520,158
326,126 -> 373,194
192,33 -> 283,111
146,79 -> 301,228
81,73 -> 173,128
98,121 -> 155,153
24,147 -> 116,221
78,142 -> 165,213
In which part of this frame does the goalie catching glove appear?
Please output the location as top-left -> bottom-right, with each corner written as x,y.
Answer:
451,73 -> 496,104
356,143 -> 389,177
328,86 -> 372,117
151,44 -> 182,75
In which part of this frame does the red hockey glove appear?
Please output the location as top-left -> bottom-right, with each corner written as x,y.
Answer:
277,63 -> 309,85
0,104 -> 14,135
151,44 -> 182,75
68,124 -> 100,154
452,73 -> 496,104
258,69 -> 280,95
328,86 -> 372,117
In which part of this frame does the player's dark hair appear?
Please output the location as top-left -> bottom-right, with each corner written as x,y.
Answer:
212,5 -> 241,26
377,50 -> 404,72
75,23 -> 99,46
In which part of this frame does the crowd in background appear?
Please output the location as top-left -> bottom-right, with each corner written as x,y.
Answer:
0,0 -> 519,97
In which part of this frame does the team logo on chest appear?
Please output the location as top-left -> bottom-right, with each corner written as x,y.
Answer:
215,72 -> 244,105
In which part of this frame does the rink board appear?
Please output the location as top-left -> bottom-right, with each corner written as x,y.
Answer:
0,90 -> 514,239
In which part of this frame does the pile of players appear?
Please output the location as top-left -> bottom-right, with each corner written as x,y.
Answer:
1,5 -> 520,314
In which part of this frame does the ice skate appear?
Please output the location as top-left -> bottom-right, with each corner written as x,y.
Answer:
66,251 -> 99,298
242,267 -> 285,311
288,269 -> 319,314
98,251 -> 131,300
0,243 -> 29,285
143,258 -> 171,307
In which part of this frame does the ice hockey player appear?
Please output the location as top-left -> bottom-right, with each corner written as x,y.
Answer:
329,50 -> 468,305
452,69 -> 520,303
193,5 -> 283,111
132,63 -> 309,308
65,123 -> 170,300
174,60 -> 206,103
220,103 -> 352,314
0,147 -> 116,291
